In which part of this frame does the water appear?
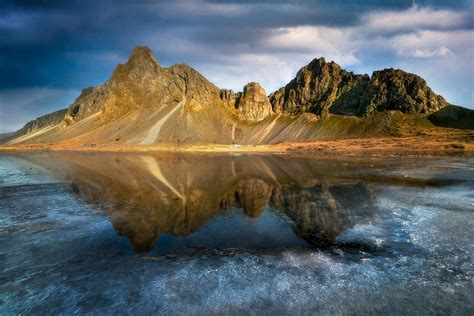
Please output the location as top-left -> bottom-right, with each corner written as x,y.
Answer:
0,153 -> 473,314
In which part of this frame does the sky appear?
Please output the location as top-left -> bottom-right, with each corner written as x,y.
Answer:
0,0 -> 473,133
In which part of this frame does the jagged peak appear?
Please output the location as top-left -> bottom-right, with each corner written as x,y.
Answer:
167,63 -> 222,94
78,87 -> 94,97
306,56 -> 327,68
168,63 -> 202,75
243,82 -> 265,91
126,46 -> 159,67
237,81 -> 273,122
109,46 -> 160,84
305,57 -> 346,72
291,57 -> 344,81
371,67 -> 424,81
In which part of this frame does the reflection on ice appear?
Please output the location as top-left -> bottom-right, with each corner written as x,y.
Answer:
1,154 -> 473,314
20,154 -> 377,252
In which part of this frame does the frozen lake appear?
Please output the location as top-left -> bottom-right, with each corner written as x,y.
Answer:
1,153 -> 473,314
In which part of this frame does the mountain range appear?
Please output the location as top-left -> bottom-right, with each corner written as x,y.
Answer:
1,46 -> 473,150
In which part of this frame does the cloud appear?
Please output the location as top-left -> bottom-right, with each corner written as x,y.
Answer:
264,26 -> 359,66
391,30 -> 474,58
197,53 -> 296,93
0,12 -> 30,30
64,51 -> 126,65
411,47 -> 454,58
386,28 -> 474,107
363,5 -> 470,33
155,0 -> 249,17
145,24 -> 360,92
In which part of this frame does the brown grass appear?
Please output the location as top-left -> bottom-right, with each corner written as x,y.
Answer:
1,133 -> 473,157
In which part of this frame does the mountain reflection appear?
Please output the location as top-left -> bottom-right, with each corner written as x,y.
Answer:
24,153 -> 376,252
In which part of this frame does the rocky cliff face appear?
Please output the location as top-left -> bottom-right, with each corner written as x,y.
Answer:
62,46 -> 225,125
269,57 -> 369,116
219,89 -> 239,109
63,48 -> 446,125
219,83 -> 273,122
236,82 -> 273,122
62,46 -> 274,128
361,69 -> 448,115
269,57 -> 448,117
14,108 -> 67,136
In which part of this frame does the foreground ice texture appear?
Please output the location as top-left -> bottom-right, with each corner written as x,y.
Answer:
0,153 -> 473,314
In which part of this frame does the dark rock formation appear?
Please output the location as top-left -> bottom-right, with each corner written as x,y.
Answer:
428,105 -> 474,130
62,86 -> 106,125
269,57 -> 369,116
269,57 -> 448,117
13,108 -> 67,135
361,68 -> 448,115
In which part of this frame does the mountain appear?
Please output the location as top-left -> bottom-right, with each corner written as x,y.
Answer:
269,57 -> 370,116
269,57 -> 448,116
3,109 -> 67,145
63,46 -> 225,124
0,132 -> 14,141
2,46 -> 472,149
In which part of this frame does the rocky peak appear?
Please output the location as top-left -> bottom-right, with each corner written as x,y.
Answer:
362,68 -> 448,115
109,46 -> 160,86
270,58 -> 447,117
62,46 -> 228,125
301,57 -> 345,77
169,63 -> 220,94
305,57 -> 328,71
167,63 -> 223,110
127,46 -> 160,67
236,82 -> 273,122
62,86 -> 106,125
270,57 -> 369,115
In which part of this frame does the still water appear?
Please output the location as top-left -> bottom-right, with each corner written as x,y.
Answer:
0,153 -> 473,314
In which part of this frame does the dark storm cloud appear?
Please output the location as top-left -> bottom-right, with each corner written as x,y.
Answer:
0,0 -> 473,132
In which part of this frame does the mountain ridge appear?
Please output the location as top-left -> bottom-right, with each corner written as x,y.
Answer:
269,57 -> 448,117
2,45 -> 472,150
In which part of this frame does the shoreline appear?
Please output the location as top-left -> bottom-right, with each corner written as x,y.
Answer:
1,136 -> 473,157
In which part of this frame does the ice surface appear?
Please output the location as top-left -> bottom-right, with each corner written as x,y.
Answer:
0,154 -> 473,314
